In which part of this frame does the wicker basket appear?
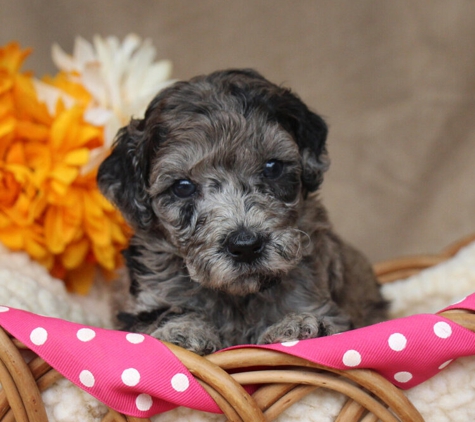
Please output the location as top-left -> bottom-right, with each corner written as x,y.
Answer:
1,234 -> 475,422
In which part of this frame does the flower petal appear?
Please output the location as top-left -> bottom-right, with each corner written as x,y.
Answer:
13,75 -> 52,125
44,206 -> 66,254
83,107 -> 112,126
92,242 -> 115,270
63,148 -> 89,166
16,119 -> 49,142
73,37 -> 96,69
50,164 -> 78,185
61,238 -> 89,270
65,262 -> 96,294
0,42 -> 31,74
24,234 -> 48,260
52,43 -> 76,73
49,107 -> 80,150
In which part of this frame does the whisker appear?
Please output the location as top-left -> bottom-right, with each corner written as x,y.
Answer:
292,228 -> 312,250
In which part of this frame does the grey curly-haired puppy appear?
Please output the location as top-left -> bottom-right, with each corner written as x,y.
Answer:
97,69 -> 388,355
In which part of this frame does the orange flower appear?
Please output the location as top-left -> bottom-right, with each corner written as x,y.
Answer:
0,42 -> 31,74
0,42 -> 131,293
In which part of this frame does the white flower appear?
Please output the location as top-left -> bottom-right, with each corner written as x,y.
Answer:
51,34 -> 174,172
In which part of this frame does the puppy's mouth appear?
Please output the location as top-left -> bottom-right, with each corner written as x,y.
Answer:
213,272 -> 282,296
185,254 -> 285,295
229,261 -> 283,289
185,230 -> 303,295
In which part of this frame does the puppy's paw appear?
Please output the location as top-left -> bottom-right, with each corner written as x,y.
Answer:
258,313 -> 347,344
150,318 -> 222,356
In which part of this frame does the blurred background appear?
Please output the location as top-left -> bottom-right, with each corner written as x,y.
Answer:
2,0 -> 474,263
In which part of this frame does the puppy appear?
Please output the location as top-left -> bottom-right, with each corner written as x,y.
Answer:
98,69 -> 388,355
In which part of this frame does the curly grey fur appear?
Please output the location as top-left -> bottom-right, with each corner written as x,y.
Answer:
98,69 -> 388,355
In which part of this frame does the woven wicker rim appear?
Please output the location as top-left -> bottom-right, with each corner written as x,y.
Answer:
0,233 -> 474,422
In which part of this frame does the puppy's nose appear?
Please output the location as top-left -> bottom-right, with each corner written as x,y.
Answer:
226,229 -> 264,263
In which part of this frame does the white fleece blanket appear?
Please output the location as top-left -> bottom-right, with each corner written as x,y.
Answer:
1,242 -> 475,422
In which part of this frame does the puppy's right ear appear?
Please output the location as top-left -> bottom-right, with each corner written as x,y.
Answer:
97,120 -> 154,230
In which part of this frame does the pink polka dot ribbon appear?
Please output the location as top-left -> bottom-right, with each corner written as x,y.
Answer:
0,307 -> 220,416
0,293 -> 475,417
257,293 -> 475,389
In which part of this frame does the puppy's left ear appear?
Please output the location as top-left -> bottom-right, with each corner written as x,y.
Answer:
274,93 -> 330,193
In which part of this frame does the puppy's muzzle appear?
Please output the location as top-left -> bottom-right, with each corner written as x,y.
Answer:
225,229 -> 264,264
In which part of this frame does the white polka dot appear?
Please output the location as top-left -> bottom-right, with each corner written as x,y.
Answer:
342,350 -> 362,367
126,333 -> 145,344
434,321 -> 452,339
122,368 -> 141,387
388,333 -> 407,352
0,306 -> 9,312
439,359 -> 453,370
171,373 -> 190,392
136,393 -> 153,411
77,328 -> 96,342
394,371 -> 413,383
30,327 -> 48,346
79,370 -> 95,387
281,340 -> 299,347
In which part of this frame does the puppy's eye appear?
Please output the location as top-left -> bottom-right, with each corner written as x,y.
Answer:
263,160 -> 284,180
171,179 -> 197,198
